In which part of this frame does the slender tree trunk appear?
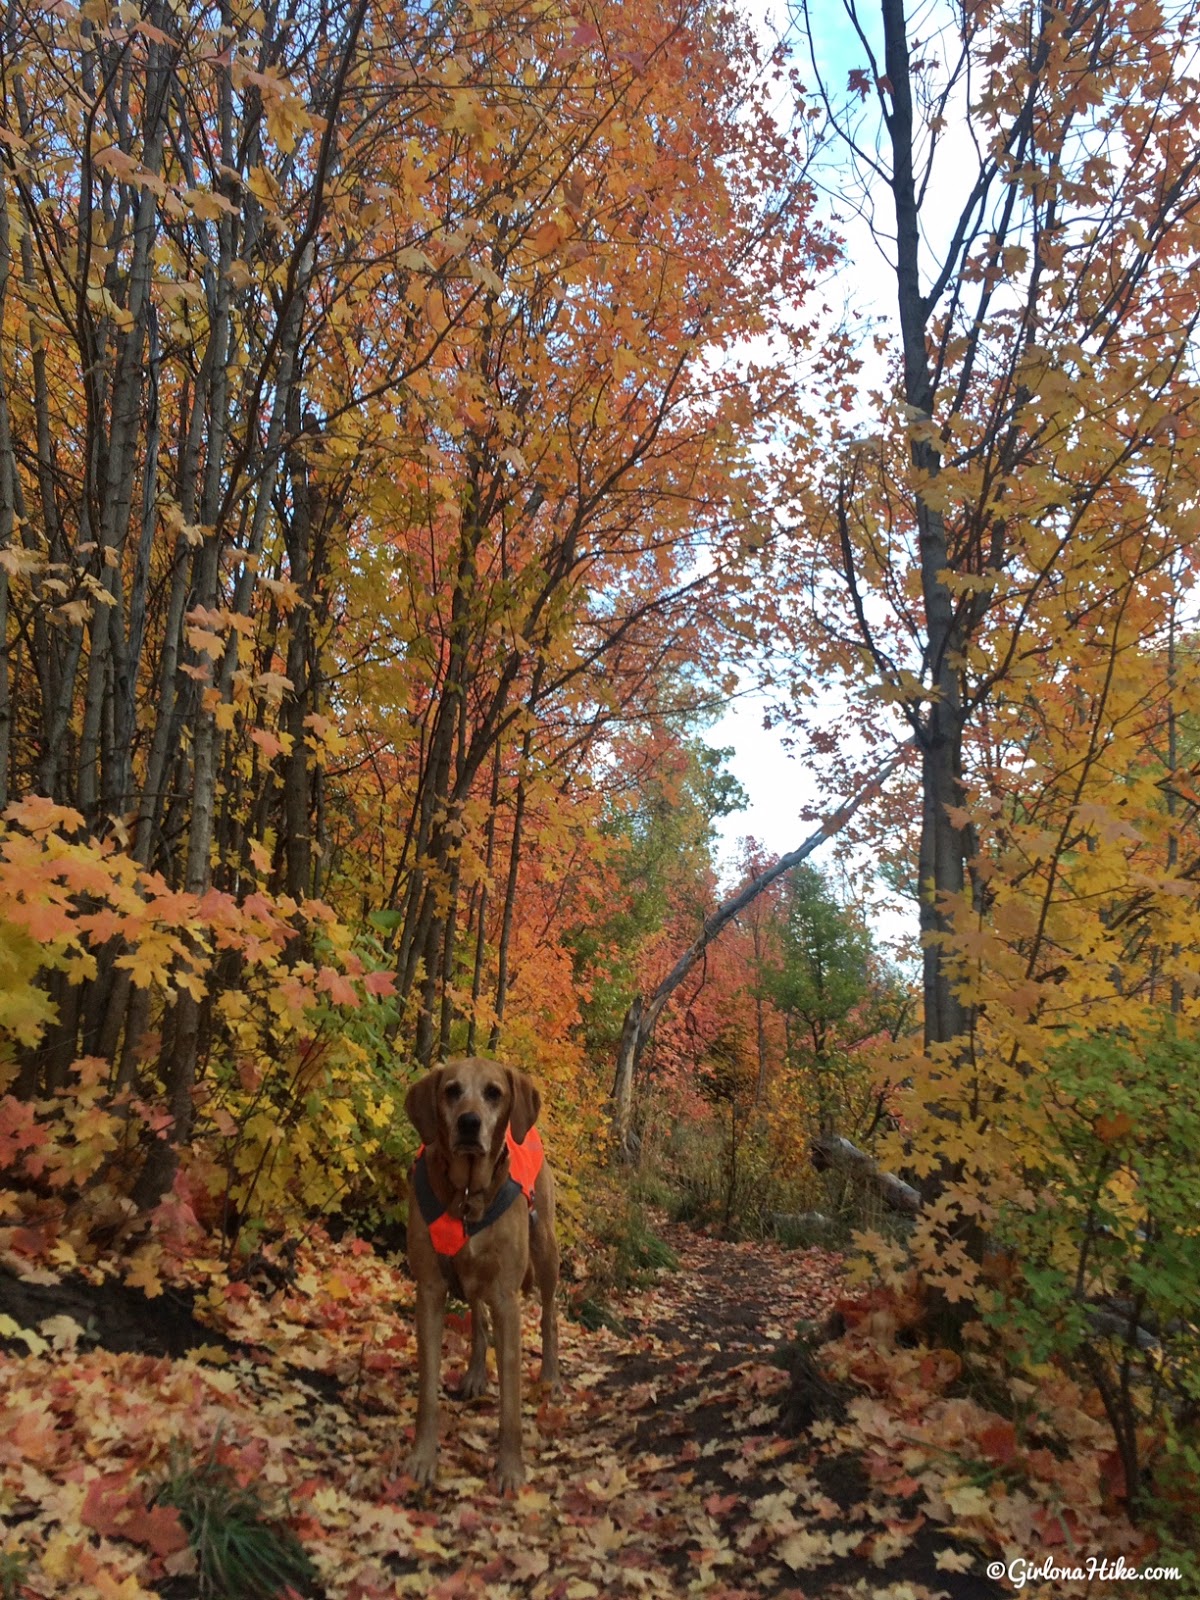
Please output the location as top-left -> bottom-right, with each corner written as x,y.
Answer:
489,726 -> 533,1053
0,183 -> 14,810
282,426 -> 321,907
881,0 -> 970,1063
751,917 -> 769,1108
465,749 -> 502,1055
78,17 -> 168,828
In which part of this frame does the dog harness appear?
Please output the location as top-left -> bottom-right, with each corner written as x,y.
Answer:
413,1127 -> 544,1258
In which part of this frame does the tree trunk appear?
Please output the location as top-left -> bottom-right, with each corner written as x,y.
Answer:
0,184 -> 13,811
488,727 -> 533,1054
465,749 -> 502,1055
881,0 -> 970,1063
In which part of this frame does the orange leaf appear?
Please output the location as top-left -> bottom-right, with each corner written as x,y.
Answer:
125,1502 -> 190,1557
315,966 -> 359,1007
1095,1111 -> 1133,1144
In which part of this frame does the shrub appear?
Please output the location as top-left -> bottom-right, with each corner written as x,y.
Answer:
653,1101 -> 883,1242
0,1546 -> 29,1600
566,1174 -> 678,1327
989,1022 -> 1200,1554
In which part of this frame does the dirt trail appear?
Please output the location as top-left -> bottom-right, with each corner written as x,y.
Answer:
525,1221 -> 1004,1600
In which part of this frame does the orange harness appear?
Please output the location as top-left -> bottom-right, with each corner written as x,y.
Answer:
413,1127 -> 544,1258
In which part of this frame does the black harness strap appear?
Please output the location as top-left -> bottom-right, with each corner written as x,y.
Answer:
413,1151 -> 524,1257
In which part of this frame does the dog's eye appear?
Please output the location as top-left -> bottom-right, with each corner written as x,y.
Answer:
444,1082 -> 462,1102
483,1084 -> 504,1105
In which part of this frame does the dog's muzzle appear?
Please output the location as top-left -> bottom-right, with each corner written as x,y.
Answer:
455,1111 -> 483,1151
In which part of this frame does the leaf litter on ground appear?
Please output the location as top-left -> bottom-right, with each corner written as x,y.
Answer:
0,1220 -> 1148,1599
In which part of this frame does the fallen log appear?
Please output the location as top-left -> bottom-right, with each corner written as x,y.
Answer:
810,1132 -> 922,1216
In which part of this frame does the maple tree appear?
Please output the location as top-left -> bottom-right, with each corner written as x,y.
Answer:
731,0 -> 1200,1527
759,0 -> 1200,1242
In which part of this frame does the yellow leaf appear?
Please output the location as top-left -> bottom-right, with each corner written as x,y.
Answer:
443,89 -> 484,138
201,1366 -> 239,1394
942,1481 -> 992,1517
935,1549 -> 975,1573
186,1344 -> 232,1365
0,1313 -> 49,1355
265,97 -> 311,155
125,1245 -> 164,1298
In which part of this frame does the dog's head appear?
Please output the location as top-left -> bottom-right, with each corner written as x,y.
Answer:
405,1056 -> 540,1217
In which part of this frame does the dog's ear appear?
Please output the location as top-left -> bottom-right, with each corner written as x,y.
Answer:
507,1068 -> 541,1144
405,1068 -> 443,1145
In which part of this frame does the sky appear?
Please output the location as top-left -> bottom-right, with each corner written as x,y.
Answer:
702,1 -> 876,874
710,693 -> 818,864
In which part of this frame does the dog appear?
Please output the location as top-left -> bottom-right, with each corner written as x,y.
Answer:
403,1056 -> 559,1492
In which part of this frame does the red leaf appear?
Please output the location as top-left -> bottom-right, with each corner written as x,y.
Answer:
81,1473 -> 138,1539
703,1492 -> 740,1516
1095,1111 -> 1133,1144
316,966 -> 360,1007
127,1502 -> 190,1557
978,1419 -> 1018,1466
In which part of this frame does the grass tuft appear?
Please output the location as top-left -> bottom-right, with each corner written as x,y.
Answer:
156,1439 -> 317,1600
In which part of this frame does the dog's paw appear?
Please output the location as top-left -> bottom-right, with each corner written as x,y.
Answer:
458,1367 -> 489,1400
493,1454 -> 526,1495
405,1446 -> 438,1487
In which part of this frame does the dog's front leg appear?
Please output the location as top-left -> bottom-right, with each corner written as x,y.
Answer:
490,1288 -> 524,1493
407,1277 -> 447,1485
461,1302 -> 490,1399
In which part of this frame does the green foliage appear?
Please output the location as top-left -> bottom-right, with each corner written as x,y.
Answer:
156,1440 -> 317,1600
616,1210 -> 680,1282
571,730 -> 746,1052
764,866 -> 871,1051
757,867 -> 910,1141
769,1211 -> 846,1251
594,1195 -> 679,1291
990,1021 -> 1200,1536
0,1546 -> 28,1600
570,1176 -> 678,1327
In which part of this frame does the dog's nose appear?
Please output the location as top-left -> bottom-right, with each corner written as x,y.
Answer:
456,1111 -> 482,1142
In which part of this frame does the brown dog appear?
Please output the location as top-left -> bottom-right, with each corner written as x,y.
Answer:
404,1056 -> 559,1492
